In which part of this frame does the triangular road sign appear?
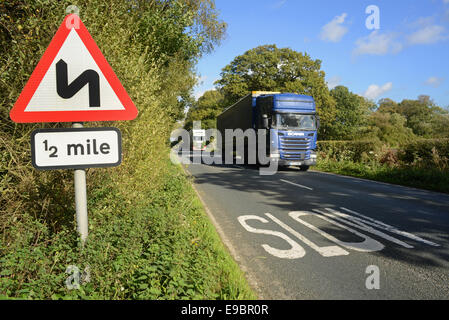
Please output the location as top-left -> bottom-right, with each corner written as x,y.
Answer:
10,14 -> 138,123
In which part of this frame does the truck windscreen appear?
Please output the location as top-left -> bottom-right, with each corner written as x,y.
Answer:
274,113 -> 316,130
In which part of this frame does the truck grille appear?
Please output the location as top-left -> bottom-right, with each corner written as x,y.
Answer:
279,136 -> 311,160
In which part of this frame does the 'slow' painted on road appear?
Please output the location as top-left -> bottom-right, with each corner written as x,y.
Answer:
238,207 -> 440,259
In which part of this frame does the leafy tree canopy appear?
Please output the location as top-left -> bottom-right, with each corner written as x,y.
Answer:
377,95 -> 449,138
184,89 -> 224,130
328,86 -> 375,140
363,112 -> 416,147
214,44 -> 336,138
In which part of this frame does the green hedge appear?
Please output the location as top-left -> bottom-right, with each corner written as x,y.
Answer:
317,140 -> 381,163
397,139 -> 449,166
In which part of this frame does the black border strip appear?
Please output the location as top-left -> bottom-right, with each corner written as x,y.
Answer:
31,127 -> 122,170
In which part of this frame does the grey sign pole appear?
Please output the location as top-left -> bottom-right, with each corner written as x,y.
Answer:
65,6 -> 87,245
72,122 -> 88,245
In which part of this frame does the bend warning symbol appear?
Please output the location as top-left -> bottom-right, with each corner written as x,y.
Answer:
56,59 -> 100,108
10,14 -> 138,123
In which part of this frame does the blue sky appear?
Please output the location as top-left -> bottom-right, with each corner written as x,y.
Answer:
193,0 -> 449,107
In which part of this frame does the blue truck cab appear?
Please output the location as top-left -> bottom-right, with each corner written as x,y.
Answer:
217,91 -> 319,170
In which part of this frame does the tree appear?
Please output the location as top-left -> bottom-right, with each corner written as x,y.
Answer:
214,44 -> 336,138
364,111 -> 416,147
328,86 -> 375,140
397,98 -> 433,136
184,90 -> 224,130
134,0 -> 227,121
429,106 -> 449,138
377,98 -> 399,114
375,96 -> 449,138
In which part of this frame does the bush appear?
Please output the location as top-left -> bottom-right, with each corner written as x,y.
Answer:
316,138 -> 449,193
398,139 -> 449,169
316,158 -> 449,194
317,139 -> 381,163
379,148 -> 399,168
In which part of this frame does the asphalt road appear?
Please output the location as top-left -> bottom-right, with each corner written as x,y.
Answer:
183,153 -> 449,300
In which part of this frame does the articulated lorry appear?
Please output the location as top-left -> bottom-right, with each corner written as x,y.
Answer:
217,91 -> 319,171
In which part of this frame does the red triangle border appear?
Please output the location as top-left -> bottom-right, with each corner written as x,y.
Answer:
10,14 -> 138,123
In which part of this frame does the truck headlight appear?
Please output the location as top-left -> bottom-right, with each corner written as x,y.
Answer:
310,153 -> 317,159
270,153 -> 280,158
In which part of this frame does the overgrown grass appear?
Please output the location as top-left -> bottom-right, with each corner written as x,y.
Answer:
0,157 -> 256,299
315,158 -> 449,194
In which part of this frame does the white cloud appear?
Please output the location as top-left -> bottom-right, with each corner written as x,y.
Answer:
327,76 -> 342,89
320,13 -> 349,43
363,82 -> 393,100
353,17 -> 448,56
409,16 -> 435,28
407,25 -> 447,45
353,31 -> 403,56
272,0 -> 287,9
425,76 -> 445,88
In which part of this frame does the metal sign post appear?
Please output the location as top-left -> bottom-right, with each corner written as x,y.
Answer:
72,122 -> 88,245
30,125 -> 122,245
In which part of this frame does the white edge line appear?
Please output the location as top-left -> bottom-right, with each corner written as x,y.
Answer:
310,169 -> 449,197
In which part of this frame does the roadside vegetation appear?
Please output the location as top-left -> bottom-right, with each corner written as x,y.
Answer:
1,0 -> 256,299
316,139 -> 449,193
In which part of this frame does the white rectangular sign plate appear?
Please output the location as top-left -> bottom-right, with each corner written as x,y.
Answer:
192,129 -> 206,137
31,127 -> 122,170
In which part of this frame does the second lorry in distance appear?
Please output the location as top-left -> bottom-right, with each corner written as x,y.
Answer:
191,128 -> 206,151
217,91 -> 319,171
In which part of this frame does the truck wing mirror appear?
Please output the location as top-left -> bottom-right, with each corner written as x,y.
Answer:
316,116 -> 320,129
262,114 -> 269,129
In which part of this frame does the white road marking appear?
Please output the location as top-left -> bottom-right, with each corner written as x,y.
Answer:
339,207 -> 440,247
280,179 -> 313,191
289,211 -> 385,253
316,208 -> 414,248
237,206 -> 440,260
237,215 -> 306,259
265,213 -> 349,257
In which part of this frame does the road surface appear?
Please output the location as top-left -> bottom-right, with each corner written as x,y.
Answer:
183,153 -> 449,299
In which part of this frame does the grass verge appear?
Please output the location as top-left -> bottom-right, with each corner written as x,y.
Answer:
0,158 -> 256,300
315,159 -> 449,194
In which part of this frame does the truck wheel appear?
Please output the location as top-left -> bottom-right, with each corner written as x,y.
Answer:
299,165 -> 310,172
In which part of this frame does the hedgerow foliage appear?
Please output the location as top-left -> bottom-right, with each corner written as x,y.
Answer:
398,139 -> 449,169
317,140 -> 381,163
1,0 -> 224,225
0,1 -> 257,300
316,139 -> 449,193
